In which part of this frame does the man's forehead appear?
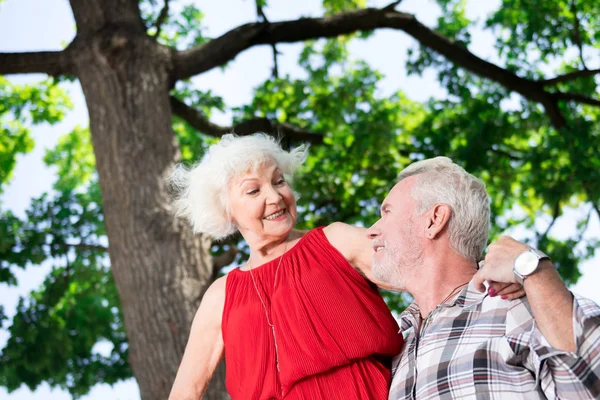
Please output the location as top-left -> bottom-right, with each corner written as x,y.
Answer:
391,177 -> 416,195
381,178 -> 416,209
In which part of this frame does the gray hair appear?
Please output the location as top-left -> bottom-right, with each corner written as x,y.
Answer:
168,133 -> 308,239
397,157 -> 490,261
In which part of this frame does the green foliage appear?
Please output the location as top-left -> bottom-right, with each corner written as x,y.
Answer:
0,209 -> 45,286
434,0 -> 472,46
486,0 -> 599,71
44,126 -> 96,192
171,82 -> 225,163
0,306 -> 6,328
406,0 -> 475,97
1,122 -> 120,396
0,260 -> 129,398
2,0 -> 600,397
0,183 -> 105,279
0,77 -> 72,192
141,1 -> 211,49
0,183 -> 125,397
403,0 -> 599,281
322,0 -> 366,16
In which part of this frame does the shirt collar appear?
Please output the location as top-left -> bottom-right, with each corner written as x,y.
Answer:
399,277 -> 487,331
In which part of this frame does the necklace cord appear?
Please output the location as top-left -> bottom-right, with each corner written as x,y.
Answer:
248,241 -> 288,372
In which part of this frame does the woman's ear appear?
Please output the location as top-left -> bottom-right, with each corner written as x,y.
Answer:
425,204 -> 452,239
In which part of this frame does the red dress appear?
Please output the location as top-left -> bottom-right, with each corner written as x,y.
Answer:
222,227 -> 403,399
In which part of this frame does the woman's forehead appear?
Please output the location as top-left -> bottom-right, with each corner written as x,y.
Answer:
230,161 -> 281,183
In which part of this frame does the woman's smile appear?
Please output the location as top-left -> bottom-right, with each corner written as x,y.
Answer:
264,208 -> 286,221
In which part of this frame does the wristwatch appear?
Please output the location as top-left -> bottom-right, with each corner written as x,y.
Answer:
513,248 -> 550,285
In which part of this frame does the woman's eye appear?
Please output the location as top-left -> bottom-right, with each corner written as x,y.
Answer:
275,178 -> 285,185
246,189 -> 259,195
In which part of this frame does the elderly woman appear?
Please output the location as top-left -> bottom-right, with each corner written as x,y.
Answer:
168,133 -> 402,400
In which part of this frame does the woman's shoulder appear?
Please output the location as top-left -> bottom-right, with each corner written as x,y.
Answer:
190,275 -> 229,331
202,275 -> 228,307
322,222 -> 370,265
323,221 -> 353,234
323,222 -> 366,244
291,223 -> 354,243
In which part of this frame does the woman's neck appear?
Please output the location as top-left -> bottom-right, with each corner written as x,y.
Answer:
244,229 -> 300,264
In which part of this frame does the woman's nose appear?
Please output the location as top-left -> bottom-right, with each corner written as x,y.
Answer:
266,185 -> 283,204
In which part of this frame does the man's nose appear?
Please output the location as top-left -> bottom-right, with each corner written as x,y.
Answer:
366,222 -> 381,239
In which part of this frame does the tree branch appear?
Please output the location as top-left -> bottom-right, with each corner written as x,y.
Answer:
554,92 -> 600,107
0,50 -> 74,76
488,147 -> 522,161
570,0 -> 588,70
256,0 -> 268,22
255,1 -> 279,78
172,9 -> 410,80
170,97 -> 229,135
270,44 -> 280,78
574,207 -> 593,243
585,188 -> 600,222
172,7 -> 564,127
541,68 -> 600,86
153,0 -> 170,39
55,242 -> 109,253
170,96 -> 324,144
540,98 -> 568,129
383,0 -> 404,11
65,253 -> 71,286
592,202 -> 600,222
177,6 -> 599,134
174,9 -> 544,99
538,200 -> 561,243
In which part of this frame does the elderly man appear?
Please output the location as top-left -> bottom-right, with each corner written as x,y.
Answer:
367,157 -> 600,399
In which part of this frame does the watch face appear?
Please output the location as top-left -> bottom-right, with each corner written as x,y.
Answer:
515,251 -> 539,276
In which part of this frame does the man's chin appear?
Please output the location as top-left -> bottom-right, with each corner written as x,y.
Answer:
372,262 -> 398,286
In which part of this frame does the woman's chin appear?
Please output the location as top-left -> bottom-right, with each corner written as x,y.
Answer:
266,219 -> 295,236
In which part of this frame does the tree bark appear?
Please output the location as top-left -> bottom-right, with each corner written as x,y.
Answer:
67,2 -> 228,399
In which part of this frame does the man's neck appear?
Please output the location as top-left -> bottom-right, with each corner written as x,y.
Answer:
408,252 -> 478,319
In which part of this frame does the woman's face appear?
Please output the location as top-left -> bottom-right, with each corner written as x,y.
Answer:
228,161 -> 297,241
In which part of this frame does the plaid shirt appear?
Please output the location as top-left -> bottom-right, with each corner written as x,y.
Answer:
390,280 -> 600,399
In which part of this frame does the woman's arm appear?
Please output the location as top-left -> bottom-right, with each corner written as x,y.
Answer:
325,222 -> 524,299
168,276 -> 227,400
324,222 -> 400,291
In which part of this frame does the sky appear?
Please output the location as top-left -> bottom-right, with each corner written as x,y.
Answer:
0,0 -> 598,399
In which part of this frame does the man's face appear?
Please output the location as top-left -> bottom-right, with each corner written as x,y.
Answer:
367,176 -> 425,289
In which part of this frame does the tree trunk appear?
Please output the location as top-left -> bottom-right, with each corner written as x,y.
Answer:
68,1 -> 228,398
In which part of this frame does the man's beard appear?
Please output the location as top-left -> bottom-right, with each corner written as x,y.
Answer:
372,228 -> 423,289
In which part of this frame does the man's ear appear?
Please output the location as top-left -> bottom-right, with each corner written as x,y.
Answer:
425,204 -> 452,239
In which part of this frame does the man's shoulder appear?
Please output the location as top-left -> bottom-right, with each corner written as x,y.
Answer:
480,293 -> 536,337
573,293 -> 600,319
398,301 -> 421,332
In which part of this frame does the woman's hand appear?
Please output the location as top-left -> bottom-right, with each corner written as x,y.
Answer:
486,281 -> 525,300
475,236 -> 531,300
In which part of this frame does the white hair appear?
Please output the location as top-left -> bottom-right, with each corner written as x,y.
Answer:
168,133 -> 309,239
397,157 -> 490,261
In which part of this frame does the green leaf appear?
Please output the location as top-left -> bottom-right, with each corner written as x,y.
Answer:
0,77 -> 72,192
